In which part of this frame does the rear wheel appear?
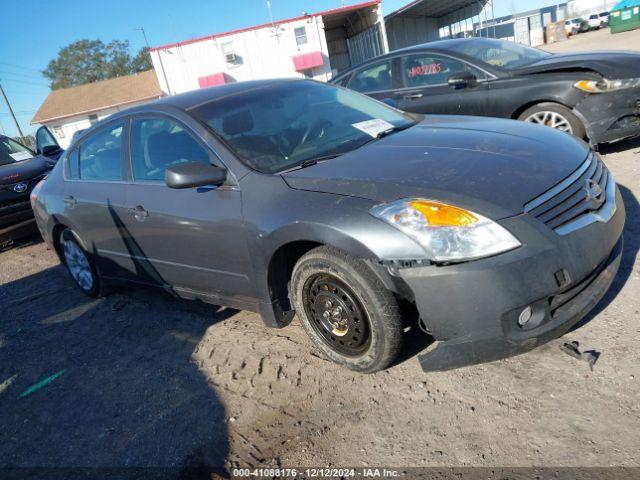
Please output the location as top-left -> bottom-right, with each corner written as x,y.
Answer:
60,229 -> 105,297
519,103 -> 586,139
290,246 -> 402,373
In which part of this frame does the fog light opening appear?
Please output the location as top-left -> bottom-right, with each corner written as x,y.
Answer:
518,306 -> 533,327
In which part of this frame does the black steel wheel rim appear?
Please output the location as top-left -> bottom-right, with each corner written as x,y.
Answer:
302,274 -> 371,357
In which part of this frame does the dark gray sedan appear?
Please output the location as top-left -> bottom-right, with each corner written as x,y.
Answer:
31,79 -> 624,372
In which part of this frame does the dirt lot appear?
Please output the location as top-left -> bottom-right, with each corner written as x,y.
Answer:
2,31 -> 640,475
544,27 -> 640,53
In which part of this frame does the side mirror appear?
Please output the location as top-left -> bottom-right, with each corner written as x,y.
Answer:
448,72 -> 477,89
381,97 -> 398,109
42,144 -> 63,157
165,161 -> 227,189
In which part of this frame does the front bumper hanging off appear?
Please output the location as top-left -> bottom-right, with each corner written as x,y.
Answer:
414,237 -> 622,372
393,186 -> 625,372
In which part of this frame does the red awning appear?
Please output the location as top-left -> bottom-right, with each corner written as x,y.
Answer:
292,51 -> 324,71
198,73 -> 227,88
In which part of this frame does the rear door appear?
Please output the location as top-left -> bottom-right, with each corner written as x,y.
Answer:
393,52 -> 492,116
120,114 -> 252,302
62,119 -> 135,278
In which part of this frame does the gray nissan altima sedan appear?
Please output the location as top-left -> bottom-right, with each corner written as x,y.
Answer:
31,79 -> 625,373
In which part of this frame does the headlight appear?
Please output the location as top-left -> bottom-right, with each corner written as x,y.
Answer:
370,199 -> 521,263
574,78 -> 640,93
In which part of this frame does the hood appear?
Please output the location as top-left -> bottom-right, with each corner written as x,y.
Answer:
0,155 -> 54,186
512,51 -> 640,78
282,116 -> 590,219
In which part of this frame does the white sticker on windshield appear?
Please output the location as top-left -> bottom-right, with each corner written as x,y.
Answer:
9,152 -> 33,161
352,119 -> 395,138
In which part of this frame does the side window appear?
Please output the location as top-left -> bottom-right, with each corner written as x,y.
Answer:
131,118 -> 211,182
401,54 -> 486,88
294,26 -> 308,46
348,61 -> 393,93
78,122 -> 124,181
67,148 -> 80,180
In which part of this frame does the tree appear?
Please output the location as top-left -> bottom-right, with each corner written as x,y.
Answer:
43,40 -> 153,90
130,47 -> 153,73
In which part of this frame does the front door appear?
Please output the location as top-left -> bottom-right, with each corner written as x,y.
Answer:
394,53 -> 491,116
120,115 -> 252,304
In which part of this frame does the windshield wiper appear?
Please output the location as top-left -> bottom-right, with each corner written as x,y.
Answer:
279,153 -> 343,173
377,122 -> 416,139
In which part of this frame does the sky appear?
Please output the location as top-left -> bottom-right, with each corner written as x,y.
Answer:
0,0 -> 559,138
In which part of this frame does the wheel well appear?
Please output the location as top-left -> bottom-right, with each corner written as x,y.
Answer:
51,223 -> 68,259
511,100 -> 567,120
267,241 -> 322,312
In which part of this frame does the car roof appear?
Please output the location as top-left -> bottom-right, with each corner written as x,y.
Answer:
68,78 -> 313,144
150,78 -> 302,111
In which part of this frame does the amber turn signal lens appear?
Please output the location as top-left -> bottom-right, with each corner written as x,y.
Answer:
574,80 -> 599,93
409,200 -> 478,227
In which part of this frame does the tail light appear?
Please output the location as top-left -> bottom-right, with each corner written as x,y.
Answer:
30,179 -> 46,206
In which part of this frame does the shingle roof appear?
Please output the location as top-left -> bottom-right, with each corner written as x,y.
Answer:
31,70 -> 163,124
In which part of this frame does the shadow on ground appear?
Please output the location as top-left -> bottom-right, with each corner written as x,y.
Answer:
0,264 -> 233,476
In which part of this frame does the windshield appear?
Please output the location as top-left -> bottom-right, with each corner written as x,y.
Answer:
0,136 -> 35,167
191,80 -> 416,173
449,38 -> 552,70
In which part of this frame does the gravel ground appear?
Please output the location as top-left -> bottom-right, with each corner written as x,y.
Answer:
1,31 -> 640,475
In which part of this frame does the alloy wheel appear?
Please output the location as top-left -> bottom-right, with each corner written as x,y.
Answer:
63,239 -> 94,292
524,111 -> 574,134
302,274 -> 371,357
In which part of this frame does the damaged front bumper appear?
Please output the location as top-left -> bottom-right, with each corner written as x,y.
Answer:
391,188 -> 625,372
575,87 -> 640,144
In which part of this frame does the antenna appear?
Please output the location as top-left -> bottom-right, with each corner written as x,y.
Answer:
266,0 -> 282,41
266,0 -> 275,28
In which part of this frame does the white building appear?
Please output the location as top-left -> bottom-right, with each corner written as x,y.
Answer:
31,70 -> 163,148
149,0 -> 387,95
567,0 -> 619,17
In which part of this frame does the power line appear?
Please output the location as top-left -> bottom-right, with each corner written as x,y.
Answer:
0,78 -> 49,88
0,61 -> 42,73
0,70 -> 46,81
0,110 -> 37,116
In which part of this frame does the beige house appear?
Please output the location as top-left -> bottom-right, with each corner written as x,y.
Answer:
31,70 -> 164,149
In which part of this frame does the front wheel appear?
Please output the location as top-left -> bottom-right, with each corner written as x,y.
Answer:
518,103 -> 586,139
290,246 -> 402,373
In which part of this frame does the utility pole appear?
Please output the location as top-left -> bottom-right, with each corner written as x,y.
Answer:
0,81 -> 24,138
137,27 -> 172,96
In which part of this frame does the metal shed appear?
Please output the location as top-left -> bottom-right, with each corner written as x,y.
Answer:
384,0 -> 489,51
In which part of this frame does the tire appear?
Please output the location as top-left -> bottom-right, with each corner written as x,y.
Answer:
290,246 -> 402,373
59,229 -> 106,298
518,102 -> 586,139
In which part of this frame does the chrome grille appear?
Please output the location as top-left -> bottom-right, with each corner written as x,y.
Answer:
524,152 -> 615,234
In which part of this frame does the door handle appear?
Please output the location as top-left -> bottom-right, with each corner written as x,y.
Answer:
403,92 -> 423,100
63,195 -> 77,206
129,205 -> 149,220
